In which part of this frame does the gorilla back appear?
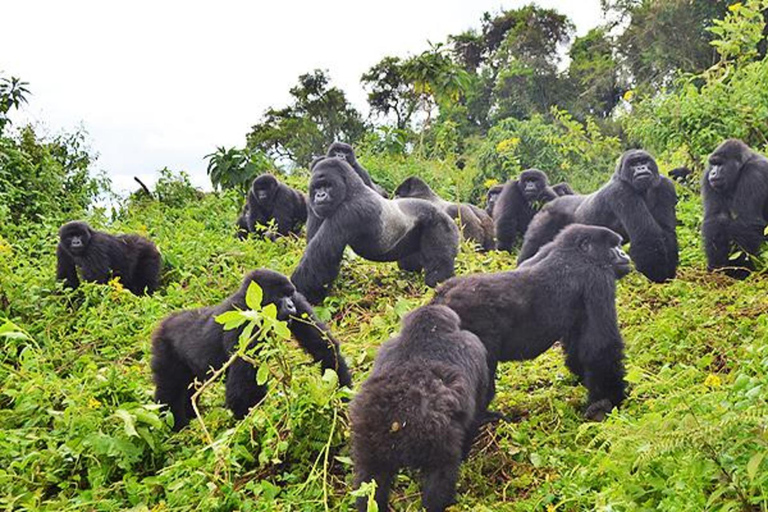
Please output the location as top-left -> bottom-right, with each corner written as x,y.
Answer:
519,150 -> 678,283
434,224 -> 631,421
292,158 -> 459,303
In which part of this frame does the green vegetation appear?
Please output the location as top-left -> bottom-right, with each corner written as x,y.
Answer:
2,0 -> 768,510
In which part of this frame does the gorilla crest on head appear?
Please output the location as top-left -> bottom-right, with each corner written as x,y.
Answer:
618,149 -> 661,191
236,173 -> 307,241
701,139 -> 768,279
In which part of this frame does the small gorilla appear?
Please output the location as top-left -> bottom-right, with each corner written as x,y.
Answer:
552,182 -> 575,196
702,139 -> 768,279
151,269 -> 352,431
350,305 -> 490,512
433,224 -> 631,421
669,167 -> 692,183
485,184 -> 504,217
519,150 -> 678,283
494,169 -> 559,251
292,158 -> 459,304
394,176 -> 495,251
236,174 -> 307,240
57,221 -> 161,295
326,142 -> 388,197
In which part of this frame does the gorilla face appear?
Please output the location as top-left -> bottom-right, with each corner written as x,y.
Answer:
241,269 -> 299,321
706,140 -> 747,192
327,142 -> 356,165
59,222 -> 92,256
620,151 -> 660,191
518,170 -> 549,202
252,175 -> 278,202
568,226 -> 632,278
486,186 -> 503,211
309,166 -> 347,218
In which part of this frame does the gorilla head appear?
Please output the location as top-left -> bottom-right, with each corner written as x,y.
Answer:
327,142 -> 358,166
309,159 -> 353,218
518,169 -> 551,202
547,224 -> 632,279
485,184 -> 504,215
706,139 -> 750,192
393,176 -> 437,201
251,174 -> 279,203
239,269 -> 297,321
618,150 -> 661,191
59,221 -> 92,257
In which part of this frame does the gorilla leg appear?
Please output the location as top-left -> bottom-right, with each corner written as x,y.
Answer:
419,216 -> 458,287
355,468 -> 394,512
421,463 -> 460,512
397,252 -> 423,272
225,358 -> 268,419
151,341 -> 195,431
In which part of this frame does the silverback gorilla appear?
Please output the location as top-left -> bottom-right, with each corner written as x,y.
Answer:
350,305 -> 490,512
151,269 -> 351,431
519,150 -> 678,283
702,139 -> 768,278
292,158 -> 459,303
236,174 -> 307,240
434,224 -> 631,421
394,176 -> 495,251
57,221 -> 161,295
494,169 -> 560,251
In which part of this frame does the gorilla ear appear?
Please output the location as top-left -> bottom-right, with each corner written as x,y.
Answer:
578,237 -> 592,253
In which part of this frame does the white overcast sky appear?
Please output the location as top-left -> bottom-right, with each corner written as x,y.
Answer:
2,0 -> 603,194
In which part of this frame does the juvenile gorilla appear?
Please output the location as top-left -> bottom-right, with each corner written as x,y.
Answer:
494,169 -> 559,251
151,269 -> 352,431
350,305 -> 490,512
57,221 -> 161,295
394,176 -> 495,251
326,142 -> 388,197
236,174 -> 307,240
519,150 -> 678,283
552,182 -> 575,196
669,167 -> 692,183
434,224 -> 631,421
702,139 -> 768,279
485,184 -> 504,217
292,158 -> 459,304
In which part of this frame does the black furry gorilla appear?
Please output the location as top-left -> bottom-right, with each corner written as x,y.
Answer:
702,139 -> 768,279
350,305 -> 490,512
292,158 -> 459,304
434,224 -> 631,421
151,269 -> 352,431
494,169 -> 560,251
57,221 -> 161,295
236,174 -> 307,240
552,182 -> 575,196
519,150 -> 678,283
669,167 -> 692,183
394,176 -> 495,251
326,142 -> 388,197
485,184 -> 504,217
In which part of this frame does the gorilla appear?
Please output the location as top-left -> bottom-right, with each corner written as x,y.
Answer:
292,158 -> 459,304
493,169 -> 560,251
394,176 -> 495,251
434,224 -> 631,421
326,142 -> 388,197
702,139 -> 768,279
552,182 -> 576,196
236,174 -> 307,240
350,305 -> 490,512
151,269 -> 352,431
57,221 -> 161,296
519,150 -> 678,283
669,167 -> 692,183
485,184 -> 504,217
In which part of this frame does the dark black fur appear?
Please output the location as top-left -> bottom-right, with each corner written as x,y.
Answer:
485,184 -> 504,217
350,305 -> 490,512
395,176 -> 495,251
701,139 -> 768,279
151,269 -> 352,431
292,158 -> 459,303
669,167 -> 692,183
552,182 -> 575,196
326,142 -> 388,198
494,169 -> 559,251
236,174 -> 307,240
57,221 -> 161,295
519,150 -> 678,283
434,224 -> 631,421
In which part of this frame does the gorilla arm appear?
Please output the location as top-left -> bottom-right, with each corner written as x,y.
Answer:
728,164 -> 768,255
291,220 -> 348,304
56,246 -> 80,289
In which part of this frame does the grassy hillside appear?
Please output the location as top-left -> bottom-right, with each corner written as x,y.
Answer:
1,182 -> 766,511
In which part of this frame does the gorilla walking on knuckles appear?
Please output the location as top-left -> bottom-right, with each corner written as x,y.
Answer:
350,305 -> 490,512
519,150 -> 678,283
395,176 -> 495,251
57,221 -> 161,295
434,224 -> 631,421
236,174 -> 307,240
151,269 -> 352,431
493,169 -> 560,251
702,139 -> 768,279
292,158 -> 459,304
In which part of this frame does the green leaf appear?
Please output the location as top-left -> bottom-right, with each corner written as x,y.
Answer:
747,451 -> 765,481
256,363 -> 270,386
215,311 -> 247,330
245,281 -> 263,310
114,409 -> 138,437
262,303 -> 277,320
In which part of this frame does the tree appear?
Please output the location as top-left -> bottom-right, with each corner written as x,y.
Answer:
0,76 -> 30,136
361,57 -> 419,130
205,146 -> 272,193
566,28 -> 623,119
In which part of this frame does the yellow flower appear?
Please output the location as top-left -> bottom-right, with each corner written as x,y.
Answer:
109,278 -> 125,293
729,2 -> 742,12
623,90 -> 635,102
88,397 -> 102,409
704,374 -> 722,388
496,137 -> 521,154
483,178 -> 500,188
